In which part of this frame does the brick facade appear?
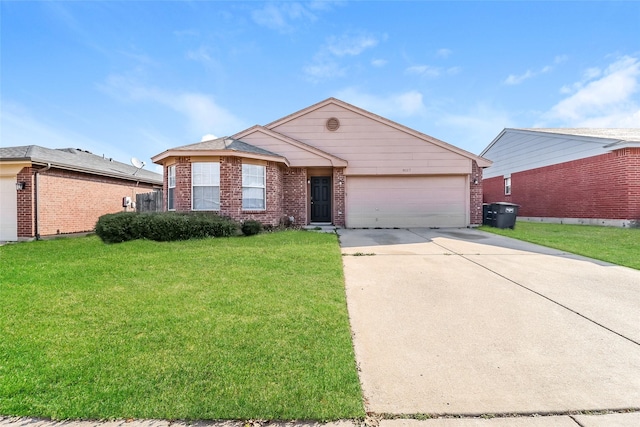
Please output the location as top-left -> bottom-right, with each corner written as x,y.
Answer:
283,168 -> 307,226
333,168 -> 346,227
17,167 -> 35,238
164,155 -> 358,227
483,149 -> 640,221
17,166 -> 156,238
222,159 -> 285,226
470,161 -> 483,225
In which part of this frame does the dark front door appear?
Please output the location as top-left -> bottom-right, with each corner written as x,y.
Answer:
311,176 -> 331,223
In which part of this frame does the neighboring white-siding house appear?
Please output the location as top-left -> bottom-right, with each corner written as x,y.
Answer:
481,128 -> 640,227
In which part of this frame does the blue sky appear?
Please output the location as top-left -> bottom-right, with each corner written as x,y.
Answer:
2,1 -> 639,173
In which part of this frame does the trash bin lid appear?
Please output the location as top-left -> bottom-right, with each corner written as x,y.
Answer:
491,202 -> 520,207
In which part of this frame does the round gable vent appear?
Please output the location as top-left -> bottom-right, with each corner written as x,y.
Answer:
326,117 -> 340,131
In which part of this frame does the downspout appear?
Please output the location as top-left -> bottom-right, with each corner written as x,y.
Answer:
34,163 -> 51,240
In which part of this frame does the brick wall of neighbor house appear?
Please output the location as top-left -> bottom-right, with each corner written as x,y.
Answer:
20,167 -> 155,238
470,161 -> 483,225
333,168 -> 346,227
483,150 -> 640,220
283,167 -> 307,226
16,167 -> 35,238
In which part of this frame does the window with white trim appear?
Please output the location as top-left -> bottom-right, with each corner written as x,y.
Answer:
242,163 -> 266,210
504,177 -> 511,195
167,165 -> 176,210
192,162 -> 220,210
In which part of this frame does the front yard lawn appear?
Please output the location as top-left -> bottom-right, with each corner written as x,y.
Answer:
480,221 -> 640,270
0,232 -> 364,421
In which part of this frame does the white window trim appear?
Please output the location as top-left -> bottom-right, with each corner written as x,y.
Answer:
242,163 -> 266,211
167,165 -> 176,211
192,162 -> 220,211
504,176 -> 512,196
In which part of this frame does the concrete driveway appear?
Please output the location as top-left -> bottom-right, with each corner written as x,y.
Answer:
339,228 -> 640,416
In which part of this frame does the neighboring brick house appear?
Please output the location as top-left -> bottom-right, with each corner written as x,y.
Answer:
0,146 -> 163,241
481,128 -> 640,227
152,98 -> 491,228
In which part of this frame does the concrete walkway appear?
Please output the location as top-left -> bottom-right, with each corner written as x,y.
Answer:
340,228 -> 640,425
4,412 -> 640,427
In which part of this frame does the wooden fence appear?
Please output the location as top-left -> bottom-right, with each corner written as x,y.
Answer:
136,190 -> 163,213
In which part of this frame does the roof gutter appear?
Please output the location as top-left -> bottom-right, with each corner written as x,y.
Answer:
34,163 -> 51,240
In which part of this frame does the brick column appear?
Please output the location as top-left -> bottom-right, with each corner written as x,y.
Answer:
17,167 -> 35,238
470,161 -> 483,225
333,168 -> 346,227
175,157 -> 192,212
220,157 -> 242,218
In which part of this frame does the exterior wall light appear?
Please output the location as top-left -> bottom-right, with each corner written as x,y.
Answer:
16,181 -> 26,191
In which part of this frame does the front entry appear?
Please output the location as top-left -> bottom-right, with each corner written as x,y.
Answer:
310,176 -> 331,223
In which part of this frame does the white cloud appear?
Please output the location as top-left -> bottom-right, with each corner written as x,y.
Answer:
303,61 -> 346,81
504,70 -> 535,85
437,48 -> 452,58
251,2 -> 317,33
406,65 -> 440,78
326,33 -> 378,56
560,66 -> 603,94
101,74 -> 246,136
186,46 -> 215,66
333,88 -> 427,117
504,57 -> 561,85
406,64 -> 461,78
543,55 -> 640,126
201,133 -> 218,141
304,31 -> 380,82
371,58 -> 387,67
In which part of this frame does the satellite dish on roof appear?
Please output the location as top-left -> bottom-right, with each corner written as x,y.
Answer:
131,157 -> 146,175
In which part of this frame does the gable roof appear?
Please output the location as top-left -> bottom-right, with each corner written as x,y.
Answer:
151,137 -> 289,166
0,145 -> 162,184
232,125 -> 348,167
264,97 -> 492,168
480,128 -> 640,179
517,128 -> 640,142
482,128 -> 640,156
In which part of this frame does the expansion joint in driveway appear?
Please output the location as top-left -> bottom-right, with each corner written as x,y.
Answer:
427,238 -> 640,348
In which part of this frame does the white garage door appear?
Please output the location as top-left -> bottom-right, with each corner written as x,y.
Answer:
0,176 -> 18,241
346,176 -> 468,228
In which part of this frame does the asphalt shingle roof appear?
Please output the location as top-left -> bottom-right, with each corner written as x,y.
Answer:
171,137 -> 282,157
0,145 -> 163,184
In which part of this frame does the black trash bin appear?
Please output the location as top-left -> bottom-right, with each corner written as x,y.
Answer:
482,203 -> 492,226
490,202 -> 519,229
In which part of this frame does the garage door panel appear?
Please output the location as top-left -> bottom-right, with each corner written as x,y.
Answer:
0,177 -> 18,241
346,176 -> 467,228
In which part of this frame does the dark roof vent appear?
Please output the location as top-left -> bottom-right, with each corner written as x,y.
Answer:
326,117 -> 340,131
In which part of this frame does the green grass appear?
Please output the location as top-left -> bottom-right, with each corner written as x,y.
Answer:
0,232 -> 364,421
479,221 -> 640,270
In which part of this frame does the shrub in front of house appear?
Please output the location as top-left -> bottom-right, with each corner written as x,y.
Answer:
94,212 -> 141,243
241,219 -> 263,236
95,212 -> 239,243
